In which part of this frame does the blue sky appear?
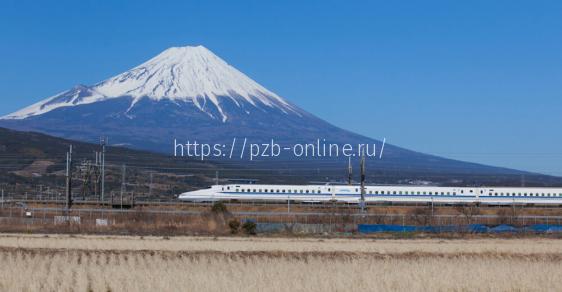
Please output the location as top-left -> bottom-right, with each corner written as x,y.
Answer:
1,0 -> 562,175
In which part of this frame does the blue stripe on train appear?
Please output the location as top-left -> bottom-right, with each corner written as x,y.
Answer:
219,192 -> 561,200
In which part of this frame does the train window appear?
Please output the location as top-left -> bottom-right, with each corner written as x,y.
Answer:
328,188 -> 331,192
417,192 -> 421,195
429,192 -> 432,195
222,187 -> 224,191
227,187 -> 230,190
282,189 -> 285,193
369,191 -> 372,194
375,191 -> 378,194
453,192 -> 456,196
393,191 -> 397,195
461,190 -> 464,194
355,188 -> 359,192
381,191 -> 385,194
306,190 -> 309,193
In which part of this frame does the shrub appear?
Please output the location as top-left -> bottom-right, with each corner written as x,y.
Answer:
211,201 -> 228,214
242,221 -> 257,235
228,219 -> 241,234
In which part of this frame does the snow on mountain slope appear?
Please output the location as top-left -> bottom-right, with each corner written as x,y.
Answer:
2,45 -> 298,122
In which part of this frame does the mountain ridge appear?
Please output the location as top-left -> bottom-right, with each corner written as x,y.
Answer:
2,45 -> 299,122
0,45 -> 546,180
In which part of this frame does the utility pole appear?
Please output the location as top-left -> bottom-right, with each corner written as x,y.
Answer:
149,172 -> 154,197
120,164 -> 126,210
359,149 -> 366,213
65,145 -> 73,212
431,196 -> 434,224
347,157 -> 353,185
1,188 -> 4,209
100,137 -> 107,202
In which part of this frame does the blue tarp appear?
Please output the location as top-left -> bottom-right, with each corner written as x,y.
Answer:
358,224 -> 417,233
527,224 -> 562,233
358,224 -> 562,234
467,224 -> 489,233
489,224 -> 518,233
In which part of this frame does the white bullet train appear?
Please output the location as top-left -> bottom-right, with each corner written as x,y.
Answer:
179,184 -> 562,205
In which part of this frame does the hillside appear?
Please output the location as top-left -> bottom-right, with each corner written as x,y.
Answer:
0,127 -> 221,200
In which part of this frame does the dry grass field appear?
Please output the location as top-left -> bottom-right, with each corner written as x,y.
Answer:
0,235 -> 560,291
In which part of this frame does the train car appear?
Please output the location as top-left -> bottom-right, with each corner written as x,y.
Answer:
178,184 -> 562,205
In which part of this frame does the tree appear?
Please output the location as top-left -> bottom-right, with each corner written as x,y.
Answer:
455,204 -> 481,225
242,221 -> 257,235
211,201 -> 228,214
228,219 -> 241,234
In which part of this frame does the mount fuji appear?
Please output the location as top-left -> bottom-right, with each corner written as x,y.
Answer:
0,45 -> 533,180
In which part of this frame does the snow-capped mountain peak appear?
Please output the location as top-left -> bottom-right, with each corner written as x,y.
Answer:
2,45 -> 298,121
